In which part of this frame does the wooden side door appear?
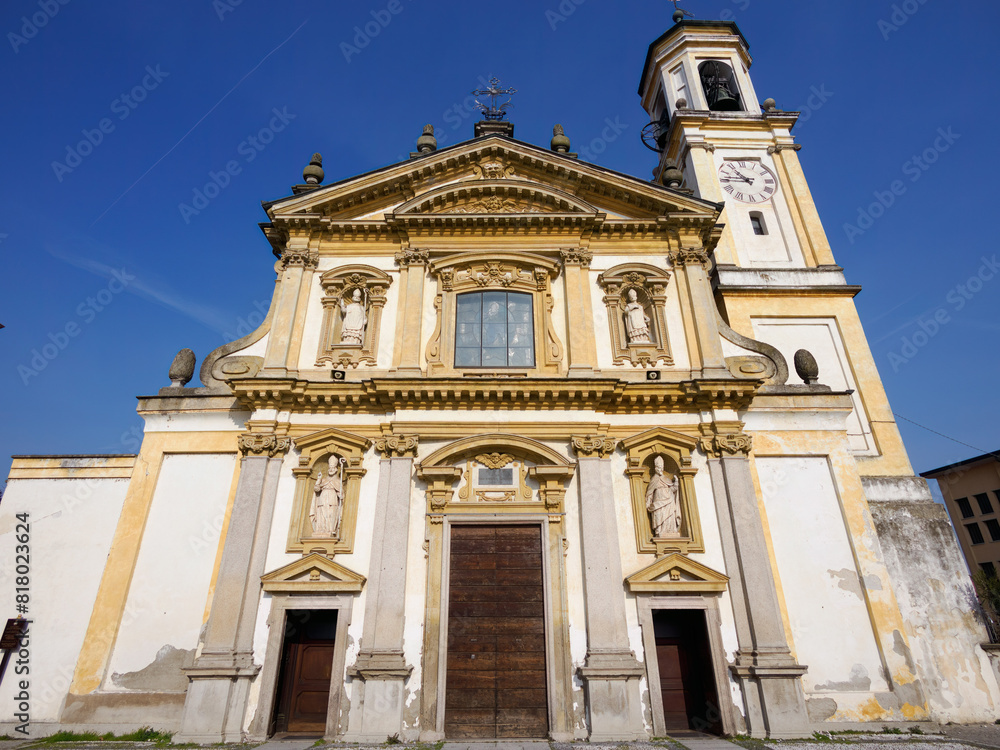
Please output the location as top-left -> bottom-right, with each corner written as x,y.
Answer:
272,610 -> 338,736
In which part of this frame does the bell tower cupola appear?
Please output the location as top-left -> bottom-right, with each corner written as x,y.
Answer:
637,13 -> 837,271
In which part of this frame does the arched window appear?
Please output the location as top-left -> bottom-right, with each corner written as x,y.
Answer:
455,291 -> 535,368
698,60 -> 743,112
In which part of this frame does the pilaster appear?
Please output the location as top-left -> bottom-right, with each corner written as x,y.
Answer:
668,248 -> 728,378
263,243 -> 318,375
572,439 -> 646,741
175,434 -> 290,744
702,431 -> 810,739
560,248 -> 598,375
394,248 -> 428,375
343,436 -> 418,741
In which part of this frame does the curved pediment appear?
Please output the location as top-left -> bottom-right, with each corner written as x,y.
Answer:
392,180 -> 600,217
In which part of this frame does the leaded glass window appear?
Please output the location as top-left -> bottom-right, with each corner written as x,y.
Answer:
455,291 -> 534,368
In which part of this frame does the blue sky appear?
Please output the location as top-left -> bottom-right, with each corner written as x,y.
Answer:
2,0 -> 997,487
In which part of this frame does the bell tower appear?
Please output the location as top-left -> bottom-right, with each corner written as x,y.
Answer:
638,14 -> 837,271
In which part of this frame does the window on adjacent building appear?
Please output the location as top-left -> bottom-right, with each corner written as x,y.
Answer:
968,523 -> 986,545
977,493 -> 994,515
981,561 -> 996,577
986,519 -> 1000,542
455,291 -> 534,368
750,212 -> 767,236
956,497 -> 974,518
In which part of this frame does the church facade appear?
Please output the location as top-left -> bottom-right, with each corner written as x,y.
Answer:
3,18 -> 998,742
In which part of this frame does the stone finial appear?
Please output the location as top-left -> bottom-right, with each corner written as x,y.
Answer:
762,98 -> 777,112
673,9 -> 685,23
662,162 -> 683,188
675,97 -> 688,110
303,153 -> 324,185
794,349 -> 820,385
168,348 -> 196,387
551,124 -> 571,153
417,124 -> 437,153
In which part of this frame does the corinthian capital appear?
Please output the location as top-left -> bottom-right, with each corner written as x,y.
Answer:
395,247 -> 429,267
571,435 -> 617,459
280,249 -> 319,269
559,247 -> 593,268
699,433 -> 753,458
238,434 -> 292,457
667,248 -> 710,270
374,434 -> 419,458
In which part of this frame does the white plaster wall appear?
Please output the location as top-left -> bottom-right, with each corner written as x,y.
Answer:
0,476 -> 128,723
756,457 -> 888,695
104,453 -> 236,688
753,318 -> 876,454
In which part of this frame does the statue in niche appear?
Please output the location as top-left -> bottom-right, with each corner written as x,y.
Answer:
623,289 -> 652,344
311,457 -> 346,537
339,289 -> 368,345
645,455 -> 681,538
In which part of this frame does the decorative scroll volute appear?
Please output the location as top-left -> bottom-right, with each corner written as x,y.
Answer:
571,435 -> 617,459
667,247 -> 711,270
238,434 -> 291,458
375,434 -> 420,459
698,426 -> 753,458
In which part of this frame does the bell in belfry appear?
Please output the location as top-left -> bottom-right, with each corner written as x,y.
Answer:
700,60 -> 742,112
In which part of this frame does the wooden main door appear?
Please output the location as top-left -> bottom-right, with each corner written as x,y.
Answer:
445,525 -> 548,739
653,609 -> 721,734
272,609 -> 338,736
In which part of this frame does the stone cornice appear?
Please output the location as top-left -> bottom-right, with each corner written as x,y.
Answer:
571,435 -> 617,459
374,434 -> 419,458
227,377 -> 761,415
238,434 -> 292,458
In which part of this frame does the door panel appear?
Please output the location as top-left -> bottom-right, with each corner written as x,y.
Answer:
272,610 -> 338,736
445,525 -> 548,739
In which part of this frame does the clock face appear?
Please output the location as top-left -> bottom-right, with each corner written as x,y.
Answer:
718,161 -> 777,203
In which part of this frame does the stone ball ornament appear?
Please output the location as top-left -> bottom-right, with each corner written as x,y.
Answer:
168,348 -> 196,387
793,349 -> 820,384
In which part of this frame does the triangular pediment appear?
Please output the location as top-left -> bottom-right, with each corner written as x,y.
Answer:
625,553 -> 729,594
261,553 -> 366,593
264,135 -> 719,225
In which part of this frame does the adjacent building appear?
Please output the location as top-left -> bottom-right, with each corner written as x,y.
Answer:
922,452 -> 1000,578
3,15 -> 999,743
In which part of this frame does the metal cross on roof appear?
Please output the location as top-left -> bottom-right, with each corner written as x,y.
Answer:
472,77 -> 517,121
671,1 -> 694,19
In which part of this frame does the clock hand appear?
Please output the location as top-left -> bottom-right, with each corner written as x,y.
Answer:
721,177 -> 752,184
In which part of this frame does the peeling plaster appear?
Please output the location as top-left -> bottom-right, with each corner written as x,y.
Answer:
864,575 -> 883,591
893,630 -> 917,674
110,644 -> 193,692
828,568 -> 864,599
807,697 -> 838,722
815,663 -> 871,692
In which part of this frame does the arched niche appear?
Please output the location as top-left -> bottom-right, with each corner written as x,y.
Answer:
597,263 -> 673,368
287,428 -> 371,556
620,427 -> 704,556
316,265 -> 393,369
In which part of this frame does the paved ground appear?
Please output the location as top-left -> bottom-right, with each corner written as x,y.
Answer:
3,726 -> 1000,750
